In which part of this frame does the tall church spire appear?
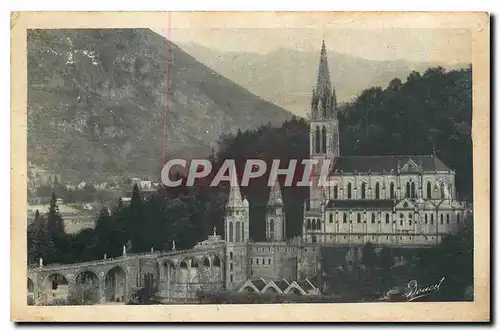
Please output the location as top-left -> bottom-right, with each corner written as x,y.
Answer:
267,180 -> 283,206
315,39 -> 332,99
226,167 -> 243,208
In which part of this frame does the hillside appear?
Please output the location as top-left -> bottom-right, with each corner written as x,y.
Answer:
28,29 -> 292,183
177,43 -> 468,116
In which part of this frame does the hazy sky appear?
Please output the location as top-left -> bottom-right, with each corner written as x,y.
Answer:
154,13 -> 472,64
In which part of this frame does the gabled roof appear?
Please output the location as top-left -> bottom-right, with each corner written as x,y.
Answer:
251,278 -> 268,291
394,199 -> 416,210
274,279 -> 290,292
332,155 -> 450,174
326,199 -> 394,209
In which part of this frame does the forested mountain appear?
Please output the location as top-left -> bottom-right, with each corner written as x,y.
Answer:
177,42 -> 468,116
27,29 -> 291,183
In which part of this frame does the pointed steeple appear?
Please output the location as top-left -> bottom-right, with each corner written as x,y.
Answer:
315,39 -> 332,99
267,180 -> 283,206
226,167 -> 243,208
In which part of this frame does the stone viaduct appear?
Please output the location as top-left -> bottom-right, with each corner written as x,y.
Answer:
28,240 -> 226,305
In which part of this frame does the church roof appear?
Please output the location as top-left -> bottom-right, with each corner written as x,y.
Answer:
331,155 -> 450,174
326,199 -> 394,209
315,40 -> 332,99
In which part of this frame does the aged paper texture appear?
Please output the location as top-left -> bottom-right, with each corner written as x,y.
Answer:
11,11 -> 489,322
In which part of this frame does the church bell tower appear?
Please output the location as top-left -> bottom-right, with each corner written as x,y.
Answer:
308,40 -> 340,211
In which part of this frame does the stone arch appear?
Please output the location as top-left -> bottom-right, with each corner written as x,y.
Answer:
41,273 -> 70,304
164,260 -> 177,283
375,182 -> 380,199
212,255 -> 221,267
74,270 -> 100,304
347,183 -> 352,199
179,258 -> 189,269
203,256 -> 211,267
242,286 -> 255,292
361,182 -> 367,199
104,266 -> 127,302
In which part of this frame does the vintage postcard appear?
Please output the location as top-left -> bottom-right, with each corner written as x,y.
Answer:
11,12 -> 490,322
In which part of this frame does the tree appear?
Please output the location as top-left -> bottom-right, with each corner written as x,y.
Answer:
27,214 -> 56,264
361,242 -> 377,270
47,192 -> 65,237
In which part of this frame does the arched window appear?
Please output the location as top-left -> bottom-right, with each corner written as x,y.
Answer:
440,182 -> 445,199
242,224 -> 245,242
306,219 -> 311,230
446,214 -> 450,224
457,214 -> 461,224
333,185 -> 338,199
440,214 -> 444,224
411,182 -> 416,198
229,222 -> 233,242
427,182 -> 432,199
431,214 -> 434,224
371,213 -> 375,223
236,222 -> 241,242
322,126 -> 327,154
347,183 -> 352,199
311,219 -> 316,231
390,183 -> 395,199
375,183 -> 380,199
329,214 -> 333,223
361,183 -> 366,199
386,213 -> 390,223
406,182 -> 411,198
425,214 -> 428,224
315,126 -> 320,154
269,219 -> 274,239
357,213 -> 361,223
343,213 -> 347,223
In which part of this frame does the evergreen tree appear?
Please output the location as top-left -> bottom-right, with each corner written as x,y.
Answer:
27,214 -> 56,264
47,192 -> 65,237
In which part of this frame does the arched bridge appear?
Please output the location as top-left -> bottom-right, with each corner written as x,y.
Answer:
28,243 -> 226,305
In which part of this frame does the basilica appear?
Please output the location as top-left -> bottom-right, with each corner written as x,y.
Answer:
221,40 -> 469,289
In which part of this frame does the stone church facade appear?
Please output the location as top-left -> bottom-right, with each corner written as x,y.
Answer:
225,40 -> 468,286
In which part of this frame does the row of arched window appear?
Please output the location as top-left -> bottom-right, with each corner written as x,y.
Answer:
305,218 -> 322,230
228,221 -> 245,243
314,125 -> 328,154
250,258 -> 272,265
331,180 -> 448,200
314,212 -> 462,225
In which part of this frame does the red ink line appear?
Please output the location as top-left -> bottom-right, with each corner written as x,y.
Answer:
162,12 -> 172,168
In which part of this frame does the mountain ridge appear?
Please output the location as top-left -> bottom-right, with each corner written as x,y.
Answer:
28,29 -> 292,184
176,42 -> 469,116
